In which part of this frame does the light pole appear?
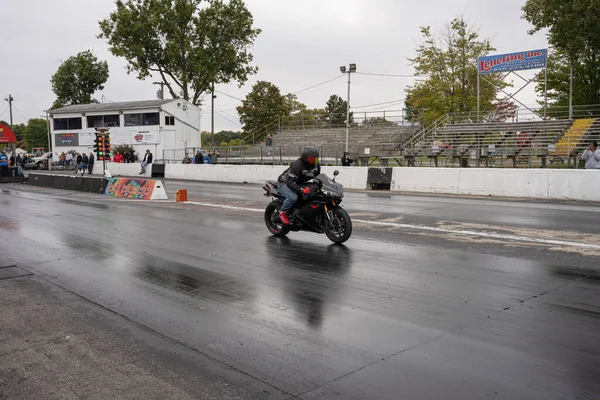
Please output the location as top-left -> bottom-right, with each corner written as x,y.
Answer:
41,111 -> 51,153
340,64 -> 356,153
4,95 -> 14,161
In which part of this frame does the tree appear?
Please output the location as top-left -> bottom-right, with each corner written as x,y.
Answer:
325,95 -> 353,126
404,16 -> 513,124
50,50 -> 109,109
201,130 -> 242,147
523,0 -> 600,112
237,81 -> 292,139
533,49 -> 600,118
24,119 -> 49,150
362,117 -> 395,127
99,0 -> 261,105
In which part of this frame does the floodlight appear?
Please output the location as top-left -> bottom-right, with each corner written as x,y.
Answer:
340,66 -> 346,73
349,63 -> 356,72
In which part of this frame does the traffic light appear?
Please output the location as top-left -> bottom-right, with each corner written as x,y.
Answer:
93,134 -> 102,158
104,134 -> 112,160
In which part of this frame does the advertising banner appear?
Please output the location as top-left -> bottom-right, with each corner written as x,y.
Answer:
478,49 -> 547,75
132,130 -> 158,145
0,124 -> 18,143
54,133 -> 79,147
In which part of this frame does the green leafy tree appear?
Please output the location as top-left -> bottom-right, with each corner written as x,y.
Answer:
24,119 -> 49,150
99,0 -> 261,105
405,16 -> 512,124
201,130 -> 242,147
523,0 -> 600,111
325,95 -> 353,126
237,81 -> 294,139
362,117 -> 395,126
50,50 -> 109,109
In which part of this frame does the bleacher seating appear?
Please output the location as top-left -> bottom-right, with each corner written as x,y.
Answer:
551,118 -> 597,156
408,119 -> 573,158
264,124 -> 422,157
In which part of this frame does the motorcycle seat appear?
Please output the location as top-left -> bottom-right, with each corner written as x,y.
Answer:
265,180 -> 281,195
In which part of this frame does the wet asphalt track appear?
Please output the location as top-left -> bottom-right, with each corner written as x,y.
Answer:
1,181 -> 599,399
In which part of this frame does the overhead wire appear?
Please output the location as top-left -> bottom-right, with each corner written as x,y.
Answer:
293,74 -> 346,94
214,110 -> 242,127
355,72 -> 420,78
214,90 -> 244,102
11,105 -> 29,123
0,106 -> 9,120
352,99 -> 405,109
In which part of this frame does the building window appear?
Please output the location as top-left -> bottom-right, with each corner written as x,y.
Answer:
165,116 -> 175,126
124,112 -> 160,126
53,117 -> 82,130
87,114 -> 120,128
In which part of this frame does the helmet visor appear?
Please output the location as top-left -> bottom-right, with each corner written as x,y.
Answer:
306,155 -> 318,165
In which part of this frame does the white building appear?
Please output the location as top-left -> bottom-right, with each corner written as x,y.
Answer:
50,99 -> 201,162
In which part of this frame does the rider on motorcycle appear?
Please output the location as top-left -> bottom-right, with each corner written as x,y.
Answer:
277,146 -> 320,225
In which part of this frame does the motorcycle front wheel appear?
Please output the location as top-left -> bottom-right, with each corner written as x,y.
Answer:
264,201 -> 290,237
324,207 -> 352,244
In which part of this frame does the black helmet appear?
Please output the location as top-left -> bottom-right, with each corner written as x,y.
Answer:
301,146 -> 319,166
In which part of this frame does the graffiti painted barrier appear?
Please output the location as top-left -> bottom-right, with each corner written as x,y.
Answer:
104,178 -> 168,200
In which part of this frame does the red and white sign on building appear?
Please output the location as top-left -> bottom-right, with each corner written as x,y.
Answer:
0,123 -> 18,144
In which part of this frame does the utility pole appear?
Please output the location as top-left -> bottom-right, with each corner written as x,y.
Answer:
4,95 -> 14,163
153,81 -> 165,100
339,64 -> 356,153
211,82 -> 216,148
568,60 -> 574,120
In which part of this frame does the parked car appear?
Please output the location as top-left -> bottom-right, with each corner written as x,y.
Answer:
24,152 -> 52,170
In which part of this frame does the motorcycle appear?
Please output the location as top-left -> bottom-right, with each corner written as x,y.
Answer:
262,170 -> 352,244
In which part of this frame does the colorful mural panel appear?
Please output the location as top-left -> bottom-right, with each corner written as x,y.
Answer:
105,178 -> 156,200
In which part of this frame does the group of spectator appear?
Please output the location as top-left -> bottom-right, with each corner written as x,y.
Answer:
182,150 -> 220,165
1,151 -> 40,176
57,151 -> 94,174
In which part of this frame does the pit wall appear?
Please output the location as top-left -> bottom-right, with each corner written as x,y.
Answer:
91,163 -> 600,201
390,168 -> 600,201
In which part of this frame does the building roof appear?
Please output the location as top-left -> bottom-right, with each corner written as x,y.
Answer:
50,100 -> 181,114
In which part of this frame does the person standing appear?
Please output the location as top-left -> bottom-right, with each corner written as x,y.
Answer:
88,153 -> 95,174
182,153 -> 191,164
75,153 -> 83,174
266,135 -> 273,156
194,150 -> 204,165
209,149 -> 220,165
113,151 -> 125,163
81,153 -> 89,175
0,150 -> 8,177
341,152 -> 354,166
139,149 -> 153,175
581,140 -> 600,169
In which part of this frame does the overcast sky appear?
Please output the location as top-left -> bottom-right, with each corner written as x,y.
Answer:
1,0 -> 547,131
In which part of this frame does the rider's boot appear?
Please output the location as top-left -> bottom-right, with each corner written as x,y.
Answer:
279,211 -> 290,225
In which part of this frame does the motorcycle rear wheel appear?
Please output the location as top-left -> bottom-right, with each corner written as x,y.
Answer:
324,207 -> 352,244
264,201 -> 290,237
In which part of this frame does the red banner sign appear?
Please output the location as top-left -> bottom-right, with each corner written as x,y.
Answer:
0,124 -> 18,143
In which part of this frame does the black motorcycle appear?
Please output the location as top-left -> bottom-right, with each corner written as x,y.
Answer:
263,170 -> 352,244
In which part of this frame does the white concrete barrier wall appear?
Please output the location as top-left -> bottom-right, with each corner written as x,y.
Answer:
92,162 -> 599,201
165,165 -> 368,190
391,167 -> 600,201
91,162 -> 150,178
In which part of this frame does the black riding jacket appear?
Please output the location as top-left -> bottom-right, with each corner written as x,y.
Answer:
278,158 -> 321,194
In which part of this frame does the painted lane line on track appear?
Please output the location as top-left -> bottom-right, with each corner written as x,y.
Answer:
184,201 -> 600,250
